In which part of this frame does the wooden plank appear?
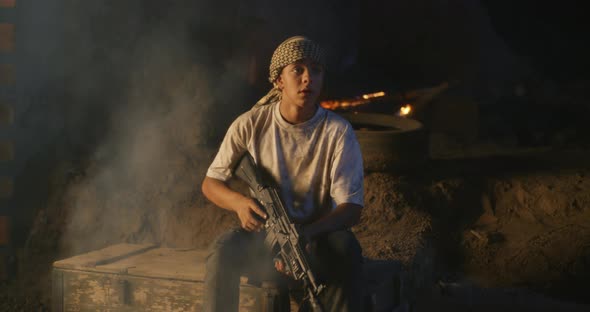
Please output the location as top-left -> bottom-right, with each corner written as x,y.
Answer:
59,269 -> 270,312
98,248 -> 208,281
94,248 -> 252,284
53,243 -> 157,270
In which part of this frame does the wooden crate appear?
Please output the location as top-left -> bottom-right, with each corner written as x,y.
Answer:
53,244 -> 404,312
52,244 -> 281,312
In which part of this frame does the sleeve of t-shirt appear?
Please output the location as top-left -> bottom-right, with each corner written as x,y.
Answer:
330,124 -> 364,207
206,114 -> 250,182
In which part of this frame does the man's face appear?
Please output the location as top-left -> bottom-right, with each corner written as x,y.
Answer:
276,59 -> 324,109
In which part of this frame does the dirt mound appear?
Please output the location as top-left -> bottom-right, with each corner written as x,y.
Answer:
463,170 -> 590,301
355,149 -> 590,306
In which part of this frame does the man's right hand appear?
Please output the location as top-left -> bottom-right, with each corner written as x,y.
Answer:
201,177 -> 268,232
236,197 -> 267,232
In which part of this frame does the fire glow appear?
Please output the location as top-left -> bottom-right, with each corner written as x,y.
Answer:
320,91 -> 386,110
399,104 -> 412,116
362,91 -> 386,100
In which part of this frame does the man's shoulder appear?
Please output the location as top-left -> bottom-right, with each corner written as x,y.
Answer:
232,103 -> 275,126
322,108 -> 353,132
249,102 -> 275,118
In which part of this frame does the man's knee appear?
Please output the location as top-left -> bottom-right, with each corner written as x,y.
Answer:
320,230 -> 362,261
207,229 -> 246,265
315,230 -> 363,279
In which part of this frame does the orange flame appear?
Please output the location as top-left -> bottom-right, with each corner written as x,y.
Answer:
399,104 -> 412,116
361,91 -> 386,100
320,91 -> 386,110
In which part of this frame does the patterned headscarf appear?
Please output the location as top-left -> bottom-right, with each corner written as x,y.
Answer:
254,36 -> 326,108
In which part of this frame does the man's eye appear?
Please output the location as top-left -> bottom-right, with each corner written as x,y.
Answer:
291,67 -> 304,74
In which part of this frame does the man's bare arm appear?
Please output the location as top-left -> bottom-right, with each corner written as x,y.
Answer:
201,176 -> 267,231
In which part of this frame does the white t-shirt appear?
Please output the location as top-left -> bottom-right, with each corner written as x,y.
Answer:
206,102 -> 364,223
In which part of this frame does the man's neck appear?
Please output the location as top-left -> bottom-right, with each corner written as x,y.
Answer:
279,101 -> 318,124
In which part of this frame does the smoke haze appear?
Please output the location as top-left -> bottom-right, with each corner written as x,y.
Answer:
57,1 -> 249,255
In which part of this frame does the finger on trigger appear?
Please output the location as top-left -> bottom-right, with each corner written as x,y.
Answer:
251,205 -> 267,220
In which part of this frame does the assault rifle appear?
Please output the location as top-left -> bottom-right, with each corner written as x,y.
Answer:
234,152 -> 325,312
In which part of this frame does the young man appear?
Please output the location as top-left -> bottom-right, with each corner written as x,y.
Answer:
201,36 -> 364,312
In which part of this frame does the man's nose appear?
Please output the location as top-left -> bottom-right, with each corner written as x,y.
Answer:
302,68 -> 312,83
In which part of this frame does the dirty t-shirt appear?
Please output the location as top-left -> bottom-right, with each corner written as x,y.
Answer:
206,102 -> 364,223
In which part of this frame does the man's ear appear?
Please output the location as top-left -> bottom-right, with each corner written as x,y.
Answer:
274,76 -> 284,90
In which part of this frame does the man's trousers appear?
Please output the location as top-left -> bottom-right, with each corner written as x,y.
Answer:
202,228 -> 363,312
